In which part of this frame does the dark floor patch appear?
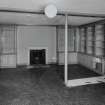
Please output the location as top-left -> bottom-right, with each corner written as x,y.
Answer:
57,65 -> 101,80
0,65 -> 105,105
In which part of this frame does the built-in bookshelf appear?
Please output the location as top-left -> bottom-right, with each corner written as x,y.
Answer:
79,28 -> 86,53
86,26 -> 94,55
57,26 -> 76,52
94,24 -> 105,56
56,26 -> 77,64
0,25 -> 16,54
79,23 -> 105,74
79,23 -> 105,58
0,25 -> 17,67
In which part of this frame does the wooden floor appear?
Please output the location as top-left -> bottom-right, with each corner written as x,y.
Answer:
0,65 -> 105,105
57,64 -> 100,80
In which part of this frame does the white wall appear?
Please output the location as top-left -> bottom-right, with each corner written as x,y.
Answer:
78,53 -> 94,70
58,52 -> 78,65
17,26 -> 56,65
77,53 -> 105,74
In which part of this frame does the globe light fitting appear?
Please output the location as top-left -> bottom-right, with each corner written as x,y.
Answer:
45,4 -> 57,18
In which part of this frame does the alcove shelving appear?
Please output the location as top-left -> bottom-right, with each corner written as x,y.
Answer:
79,28 -> 86,53
0,25 -> 17,67
79,23 -> 105,58
56,26 -> 77,64
57,26 -> 76,53
86,26 -> 94,55
94,24 -> 105,57
79,22 -> 105,75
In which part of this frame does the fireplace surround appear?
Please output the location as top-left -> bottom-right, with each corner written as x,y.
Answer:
28,47 -> 48,65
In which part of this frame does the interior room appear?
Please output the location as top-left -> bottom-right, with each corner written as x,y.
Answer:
0,0 -> 105,104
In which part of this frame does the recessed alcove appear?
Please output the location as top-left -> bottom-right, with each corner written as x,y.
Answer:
28,47 -> 48,65
30,49 -> 46,65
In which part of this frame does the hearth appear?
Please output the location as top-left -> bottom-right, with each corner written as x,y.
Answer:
30,49 -> 45,65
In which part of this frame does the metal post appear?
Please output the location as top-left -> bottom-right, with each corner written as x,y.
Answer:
64,14 -> 68,85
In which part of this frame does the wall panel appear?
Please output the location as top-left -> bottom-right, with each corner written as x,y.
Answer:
58,52 -> 78,65
0,25 -> 16,68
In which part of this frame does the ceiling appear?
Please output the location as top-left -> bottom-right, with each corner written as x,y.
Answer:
0,0 -> 105,25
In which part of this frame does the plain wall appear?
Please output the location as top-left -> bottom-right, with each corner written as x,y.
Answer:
78,53 -> 94,70
58,52 -> 78,65
17,26 -> 56,65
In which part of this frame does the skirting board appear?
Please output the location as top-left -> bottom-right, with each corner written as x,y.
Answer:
58,63 -> 78,65
0,66 -> 16,68
26,64 -> 50,69
66,76 -> 105,87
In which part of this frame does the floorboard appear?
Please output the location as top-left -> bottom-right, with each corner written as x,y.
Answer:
57,64 -> 101,80
0,65 -> 105,105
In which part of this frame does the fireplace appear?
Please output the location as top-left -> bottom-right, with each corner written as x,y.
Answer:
30,49 -> 46,65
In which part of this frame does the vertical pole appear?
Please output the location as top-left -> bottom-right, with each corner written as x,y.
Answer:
64,14 -> 68,85
15,25 -> 17,67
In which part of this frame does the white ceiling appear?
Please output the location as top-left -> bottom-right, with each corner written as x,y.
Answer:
0,0 -> 105,25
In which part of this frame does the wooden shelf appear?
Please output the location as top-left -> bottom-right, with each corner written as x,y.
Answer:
79,23 -> 105,57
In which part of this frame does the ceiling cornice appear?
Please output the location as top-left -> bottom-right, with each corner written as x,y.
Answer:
0,9 -> 105,18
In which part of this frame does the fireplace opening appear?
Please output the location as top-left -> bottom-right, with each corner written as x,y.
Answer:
30,49 -> 46,65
